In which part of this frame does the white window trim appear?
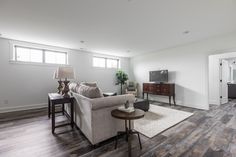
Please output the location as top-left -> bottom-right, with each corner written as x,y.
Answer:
93,56 -> 120,69
9,40 -> 69,66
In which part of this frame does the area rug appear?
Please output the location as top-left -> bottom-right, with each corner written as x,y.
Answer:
134,104 -> 193,138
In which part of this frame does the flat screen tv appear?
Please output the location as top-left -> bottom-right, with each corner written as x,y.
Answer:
149,70 -> 168,82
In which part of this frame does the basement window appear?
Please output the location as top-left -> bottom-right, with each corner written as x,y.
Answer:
13,45 -> 68,65
93,56 -> 119,69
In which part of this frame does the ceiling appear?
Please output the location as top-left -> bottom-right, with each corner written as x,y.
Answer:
0,0 -> 236,57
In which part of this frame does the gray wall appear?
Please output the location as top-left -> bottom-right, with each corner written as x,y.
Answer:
0,38 -> 130,112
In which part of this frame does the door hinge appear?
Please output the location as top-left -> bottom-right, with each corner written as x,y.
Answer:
220,80 -> 222,82
220,63 -> 222,66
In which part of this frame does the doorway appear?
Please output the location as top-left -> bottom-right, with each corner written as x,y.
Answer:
209,52 -> 236,105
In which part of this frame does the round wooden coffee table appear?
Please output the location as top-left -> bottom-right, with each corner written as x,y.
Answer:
111,109 -> 145,157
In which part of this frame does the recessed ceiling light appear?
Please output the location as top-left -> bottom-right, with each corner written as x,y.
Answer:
183,30 -> 190,34
80,40 -> 85,43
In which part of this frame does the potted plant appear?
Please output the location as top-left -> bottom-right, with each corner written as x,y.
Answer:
116,70 -> 128,94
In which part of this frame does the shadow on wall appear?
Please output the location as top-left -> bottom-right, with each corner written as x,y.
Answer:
175,84 -> 207,109
168,71 -> 176,82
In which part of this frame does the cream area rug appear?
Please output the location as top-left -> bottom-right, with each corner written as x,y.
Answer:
134,104 -> 193,138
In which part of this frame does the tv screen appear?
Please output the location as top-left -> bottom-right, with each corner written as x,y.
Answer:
149,70 -> 168,82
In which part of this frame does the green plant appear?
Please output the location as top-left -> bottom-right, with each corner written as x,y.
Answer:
116,70 -> 128,94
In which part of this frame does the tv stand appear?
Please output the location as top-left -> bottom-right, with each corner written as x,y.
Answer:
143,82 -> 176,106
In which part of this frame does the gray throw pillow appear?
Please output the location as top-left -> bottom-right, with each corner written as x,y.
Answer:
77,85 -> 103,98
80,82 -> 97,87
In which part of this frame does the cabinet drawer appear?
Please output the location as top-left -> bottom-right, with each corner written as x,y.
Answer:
161,85 -> 170,94
143,83 -> 149,92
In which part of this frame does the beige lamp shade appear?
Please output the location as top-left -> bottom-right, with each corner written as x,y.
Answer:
56,66 -> 75,79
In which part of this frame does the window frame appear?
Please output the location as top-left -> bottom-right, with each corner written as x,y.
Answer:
93,56 -> 119,69
13,45 -> 68,65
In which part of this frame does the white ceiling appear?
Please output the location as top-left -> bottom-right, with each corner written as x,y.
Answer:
0,0 -> 236,57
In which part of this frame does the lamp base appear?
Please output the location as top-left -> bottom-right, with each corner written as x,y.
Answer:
57,80 -> 63,94
63,80 -> 70,97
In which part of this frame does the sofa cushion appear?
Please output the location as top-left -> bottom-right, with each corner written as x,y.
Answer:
77,84 -> 103,98
69,82 -> 79,92
80,82 -> 97,87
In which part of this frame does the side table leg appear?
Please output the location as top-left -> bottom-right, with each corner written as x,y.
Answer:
137,132 -> 142,149
52,103 -> 55,134
128,120 -> 132,157
48,96 -> 51,118
70,100 -> 74,128
62,103 -> 65,115
125,120 -> 128,141
115,132 -> 118,149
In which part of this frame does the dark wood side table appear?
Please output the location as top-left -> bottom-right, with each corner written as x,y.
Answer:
48,93 -> 74,134
111,109 -> 145,157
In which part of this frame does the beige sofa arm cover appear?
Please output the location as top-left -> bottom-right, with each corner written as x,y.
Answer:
90,94 -> 135,110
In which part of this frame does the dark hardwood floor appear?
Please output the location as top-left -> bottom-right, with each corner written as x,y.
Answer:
0,101 -> 236,157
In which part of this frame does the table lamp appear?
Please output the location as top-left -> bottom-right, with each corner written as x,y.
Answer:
53,70 -> 64,94
56,66 -> 75,97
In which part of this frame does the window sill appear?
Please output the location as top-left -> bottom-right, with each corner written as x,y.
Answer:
9,60 -> 70,67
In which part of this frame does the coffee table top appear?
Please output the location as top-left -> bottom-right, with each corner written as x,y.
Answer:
111,109 -> 145,120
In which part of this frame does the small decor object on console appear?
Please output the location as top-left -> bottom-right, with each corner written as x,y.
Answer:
56,66 -> 75,98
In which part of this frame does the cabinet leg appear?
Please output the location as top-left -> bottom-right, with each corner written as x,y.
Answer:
169,96 -> 171,106
173,95 -> 176,106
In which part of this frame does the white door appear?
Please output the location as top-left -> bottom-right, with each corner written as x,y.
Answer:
220,59 -> 229,104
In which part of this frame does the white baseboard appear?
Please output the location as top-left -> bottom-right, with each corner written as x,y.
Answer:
209,99 -> 220,105
0,103 -> 47,113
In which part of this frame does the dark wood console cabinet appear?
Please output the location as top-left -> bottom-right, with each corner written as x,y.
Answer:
143,83 -> 176,106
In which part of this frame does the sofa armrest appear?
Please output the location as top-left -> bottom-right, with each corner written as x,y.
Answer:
72,92 -> 93,113
90,94 -> 135,110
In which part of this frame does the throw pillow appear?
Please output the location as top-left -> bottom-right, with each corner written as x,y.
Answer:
80,82 -> 97,87
77,84 -> 103,98
69,82 -> 79,92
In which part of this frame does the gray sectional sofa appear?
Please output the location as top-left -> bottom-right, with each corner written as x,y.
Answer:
72,92 -> 135,145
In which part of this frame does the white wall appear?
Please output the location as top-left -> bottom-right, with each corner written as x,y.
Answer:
130,32 -> 236,110
0,38 -> 130,112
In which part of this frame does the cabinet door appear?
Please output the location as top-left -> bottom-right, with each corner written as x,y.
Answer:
149,84 -> 156,93
161,84 -> 170,95
156,84 -> 161,94
143,83 -> 149,92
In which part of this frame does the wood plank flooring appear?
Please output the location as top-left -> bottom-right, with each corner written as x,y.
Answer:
0,101 -> 236,157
